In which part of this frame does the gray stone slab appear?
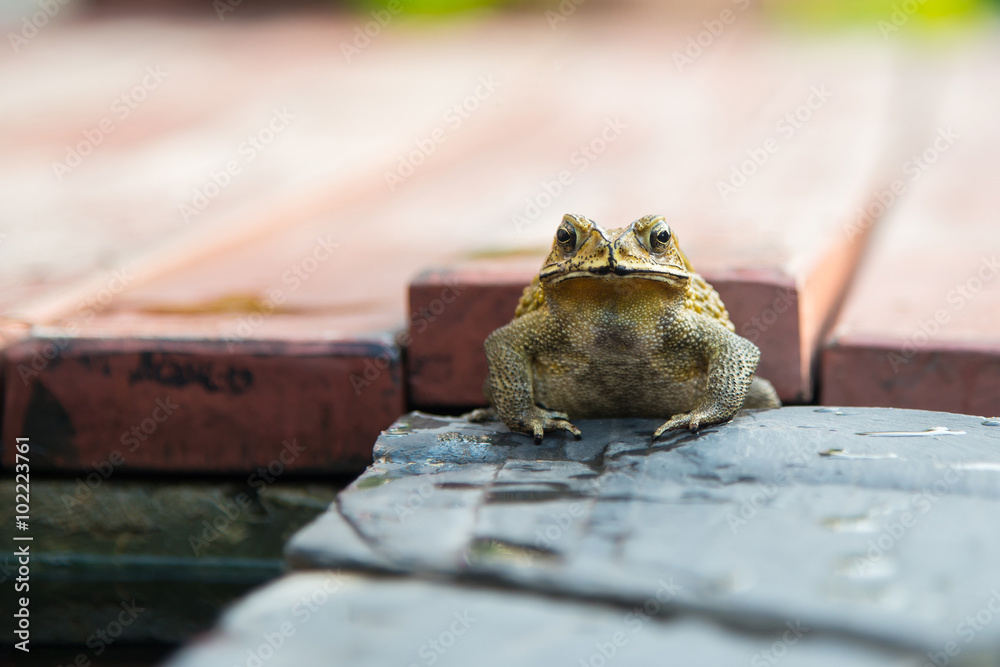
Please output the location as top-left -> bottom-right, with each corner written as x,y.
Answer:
165,572 -> 927,667
288,407 -> 1000,659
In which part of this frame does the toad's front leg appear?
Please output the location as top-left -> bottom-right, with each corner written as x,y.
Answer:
484,315 -> 581,443
653,320 -> 760,439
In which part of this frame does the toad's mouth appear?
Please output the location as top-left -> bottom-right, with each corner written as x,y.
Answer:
541,265 -> 690,284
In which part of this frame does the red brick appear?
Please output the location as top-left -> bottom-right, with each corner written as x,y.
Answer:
2,337 -> 402,473
822,55 -> 1000,414
408,264 -> 535,408
823,339 -> 1000,416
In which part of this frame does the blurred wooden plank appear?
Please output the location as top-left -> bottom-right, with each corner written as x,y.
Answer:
822,45 -> 1000,416
0,14 -> 546,319
0,16 -> 562,471
1,336 -> 402,473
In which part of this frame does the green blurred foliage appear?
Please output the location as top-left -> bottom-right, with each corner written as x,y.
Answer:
345,0 -> 999,24
765,0 -> 994,28
349,0 -> 521,16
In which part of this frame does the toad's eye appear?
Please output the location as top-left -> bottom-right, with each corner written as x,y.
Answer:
556,226 -> 577,250
649,223 -> 672,252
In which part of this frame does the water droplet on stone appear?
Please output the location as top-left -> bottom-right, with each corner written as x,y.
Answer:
859,426 -> 965,437
834,554 -> 897,580
820,449 -> 899,460
822,515 -> 879,532
950,462 -> 1000,472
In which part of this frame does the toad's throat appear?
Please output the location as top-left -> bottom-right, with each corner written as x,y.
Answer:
541,265 -> 689,284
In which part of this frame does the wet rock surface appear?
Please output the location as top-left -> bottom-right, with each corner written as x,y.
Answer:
284,407 -> 1000,660
165,572 -> 925,667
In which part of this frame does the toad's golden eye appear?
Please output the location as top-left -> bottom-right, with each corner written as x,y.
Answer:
556,225 -> 577,252
649,223 -> 672,253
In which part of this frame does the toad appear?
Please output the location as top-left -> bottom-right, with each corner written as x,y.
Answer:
477,213 -> 780,441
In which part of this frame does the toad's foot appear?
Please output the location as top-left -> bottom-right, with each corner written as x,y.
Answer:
510,407 -> 582,443
653,409 -> 732,440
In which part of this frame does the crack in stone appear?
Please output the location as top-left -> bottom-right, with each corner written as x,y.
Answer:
465,461 -> 506,560
333,495 -> 383,559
